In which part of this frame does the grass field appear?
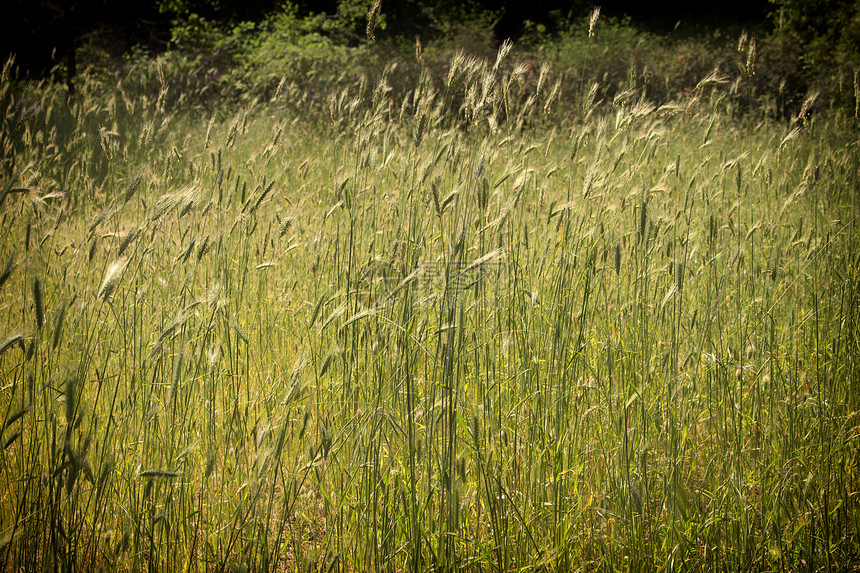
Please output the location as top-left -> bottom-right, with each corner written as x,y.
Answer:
1,36 -> 859,572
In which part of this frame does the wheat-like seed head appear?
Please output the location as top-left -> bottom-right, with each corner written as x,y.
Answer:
798,90 -> 819,123
447,51 -> 465,88
366,0 -> 382,41
746,37 -> 756,76
695,68 -> 728,91
589,7 -> 601,38
494,39 -> 513,71
97,258 -> 128,302
32,277 -> 43,330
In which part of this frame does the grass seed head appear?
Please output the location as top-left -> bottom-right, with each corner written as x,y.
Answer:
97,258 -> 128,302
32,277 -> 44,330
854,70 -> 859,119
65,369 -> 78,425
0,255 -> 15,291
589,7 -> 601,37
366,0 -> 381,41
494,39 -> 513,71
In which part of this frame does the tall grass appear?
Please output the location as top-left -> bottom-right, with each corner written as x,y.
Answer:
0,26 -> 858,572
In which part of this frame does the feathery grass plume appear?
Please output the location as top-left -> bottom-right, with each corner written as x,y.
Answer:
206,343 -> 221,378
149,302 -> 201,358
535,61 -> 549,97
309,290 -> 329,328
278,216 -> 293,238
196,236 -> 210,262
582,82 -> 599,116
229,318 -> 249,345
737,30 -> 748,54
98,126 -> 116,160
797,90 -> 819,125
204,114 -> 216,150
431,181 -> 443,217
32,277 -> 44,330
89,204 -> 118,235
415,35 -> 423,62
510,61 -> 529,87
695,68 -> 729,91
117,226 -> 140,257
250,178 -> 277,213
588,6 -> 601,37
463,248 -> 505,274
0,255 -> 15,291
150,186 -> 199,223
544,79 -> 561,113
440,187 -> 459,215
746,37 -> 756,77
780,126 -> 802,149
480,69 -> 495,109
318,347 -> 338,377
97,257 -> 128,302
494,39 -> 513,72
447,50 -> 465,88
175,239 -> 196,264
123,175 -> 143,204
366,0 -> 382,41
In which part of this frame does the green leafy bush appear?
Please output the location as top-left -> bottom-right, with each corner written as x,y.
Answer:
762,0 -> 860,113
524,16 -> 739,113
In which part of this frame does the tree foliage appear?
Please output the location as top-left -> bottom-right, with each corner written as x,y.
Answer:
765,0 -> 860,106
2,0 -> 857,113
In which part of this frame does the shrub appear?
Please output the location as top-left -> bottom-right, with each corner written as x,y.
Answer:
763,0 -> 860,113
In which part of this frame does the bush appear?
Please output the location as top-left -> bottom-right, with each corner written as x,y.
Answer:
522,16 -> 739,113
762,0 -> 860,113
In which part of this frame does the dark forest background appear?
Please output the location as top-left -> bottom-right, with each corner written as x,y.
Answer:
2,0 -> 858,114
0,1 -> 772,74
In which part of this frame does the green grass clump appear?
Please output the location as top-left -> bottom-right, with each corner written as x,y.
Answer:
0,30 -> 859,572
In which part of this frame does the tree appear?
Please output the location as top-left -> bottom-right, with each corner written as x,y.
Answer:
1,1 -> 167,92
766,0 -> 860,106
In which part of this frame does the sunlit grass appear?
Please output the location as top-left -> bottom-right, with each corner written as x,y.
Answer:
0,37 -> 859,572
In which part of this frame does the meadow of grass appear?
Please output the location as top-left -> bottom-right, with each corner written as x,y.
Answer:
0,29 -> 859,572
